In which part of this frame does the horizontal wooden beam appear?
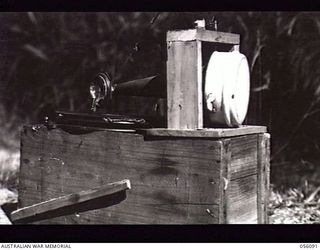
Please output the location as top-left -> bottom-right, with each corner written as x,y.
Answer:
142,126 -> 267,138
167,29 -> 240,44
11,179 -> 131,223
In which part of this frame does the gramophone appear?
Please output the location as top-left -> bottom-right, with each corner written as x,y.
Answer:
49,19 -> 250,132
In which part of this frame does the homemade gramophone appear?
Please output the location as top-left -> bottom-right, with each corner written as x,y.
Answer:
11,20 -> 270,224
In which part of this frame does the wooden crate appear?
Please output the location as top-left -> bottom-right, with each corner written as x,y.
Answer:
18,125 -> 269,224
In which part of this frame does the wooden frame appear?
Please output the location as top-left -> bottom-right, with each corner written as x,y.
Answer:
166,28 -> 240,129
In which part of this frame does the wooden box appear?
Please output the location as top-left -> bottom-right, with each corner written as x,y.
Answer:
18,125 -> 270,224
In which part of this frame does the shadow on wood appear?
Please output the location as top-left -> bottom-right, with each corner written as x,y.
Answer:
11,180 -> 130,224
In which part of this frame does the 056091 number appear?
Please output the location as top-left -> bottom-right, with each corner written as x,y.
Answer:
300,244 -> 318,248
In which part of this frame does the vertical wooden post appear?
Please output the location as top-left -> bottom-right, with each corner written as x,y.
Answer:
257,133 -> 270,224
167,40 -> 203,129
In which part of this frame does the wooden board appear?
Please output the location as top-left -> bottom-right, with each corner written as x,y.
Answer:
167,29 -> 240,44
19,125 -> 223,224
167,40 -> 203,129
226,174 -> 258,224
143,126 -> 266,138
219,135 -> 260,224
257,133 -> 270,224
11,180 -> 131,224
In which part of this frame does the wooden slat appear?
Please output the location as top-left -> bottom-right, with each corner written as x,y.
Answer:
226,175 -> 258,224
225,134 -> 261,224
11,180 -> 131,223
143,126 -> 266,138
19,126 -> 222,224
219,139 -> 231,224
167,29 -> 240,45
167,40 -> 202,129
265,134 -> 270,224
229,135 -> 258,180
257,133 -> 270,224
197,30 -> 240,44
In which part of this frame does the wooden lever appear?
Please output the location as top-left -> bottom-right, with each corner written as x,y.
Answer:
11,179 -> 131,224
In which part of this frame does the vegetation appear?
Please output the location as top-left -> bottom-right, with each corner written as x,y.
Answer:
1,12 -> 320,223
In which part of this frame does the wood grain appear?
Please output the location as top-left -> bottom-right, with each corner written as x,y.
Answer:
167,41 -> 202,129
11,180 -> 130,223
226,175 -> 258,224
19,126 -> 222,224
219,139 -> 231,224
229,135 -> 258,180
167,29 -> 240,44
257,133 -> 270,224
19,125 -> 269,224
143,126 -> 266,138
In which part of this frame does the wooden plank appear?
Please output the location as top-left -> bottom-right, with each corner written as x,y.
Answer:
167,29 -> 240,44
167,29 -> 197,42
11,180 -> 130,223
143,126 -> 267,138
219,139 -> 231,224
34,204 -> 220,224
226,175 -> 258,224
229,135 -> 258,180
19,126 -> 222,224
197,30 -> 240,44
167,41 -> 202,129
226,134 -> 261,224
256,133 -> 270,224
265,133 -> 270,224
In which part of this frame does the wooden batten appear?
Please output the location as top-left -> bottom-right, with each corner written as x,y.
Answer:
11,180 -> 131,223
167,29 -> 240,45
143,126 -> 266,138
257,133 -> 270,224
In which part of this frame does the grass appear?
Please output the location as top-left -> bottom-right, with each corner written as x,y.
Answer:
269,160 -> 320,224
0,147 -> 19,208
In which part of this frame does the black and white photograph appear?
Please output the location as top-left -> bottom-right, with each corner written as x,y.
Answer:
0,11 -> 320,235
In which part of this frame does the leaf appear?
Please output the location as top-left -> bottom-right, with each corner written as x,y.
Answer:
22,44 -> 48,61
27,12 -> 38,25
305,186 -> 320,203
